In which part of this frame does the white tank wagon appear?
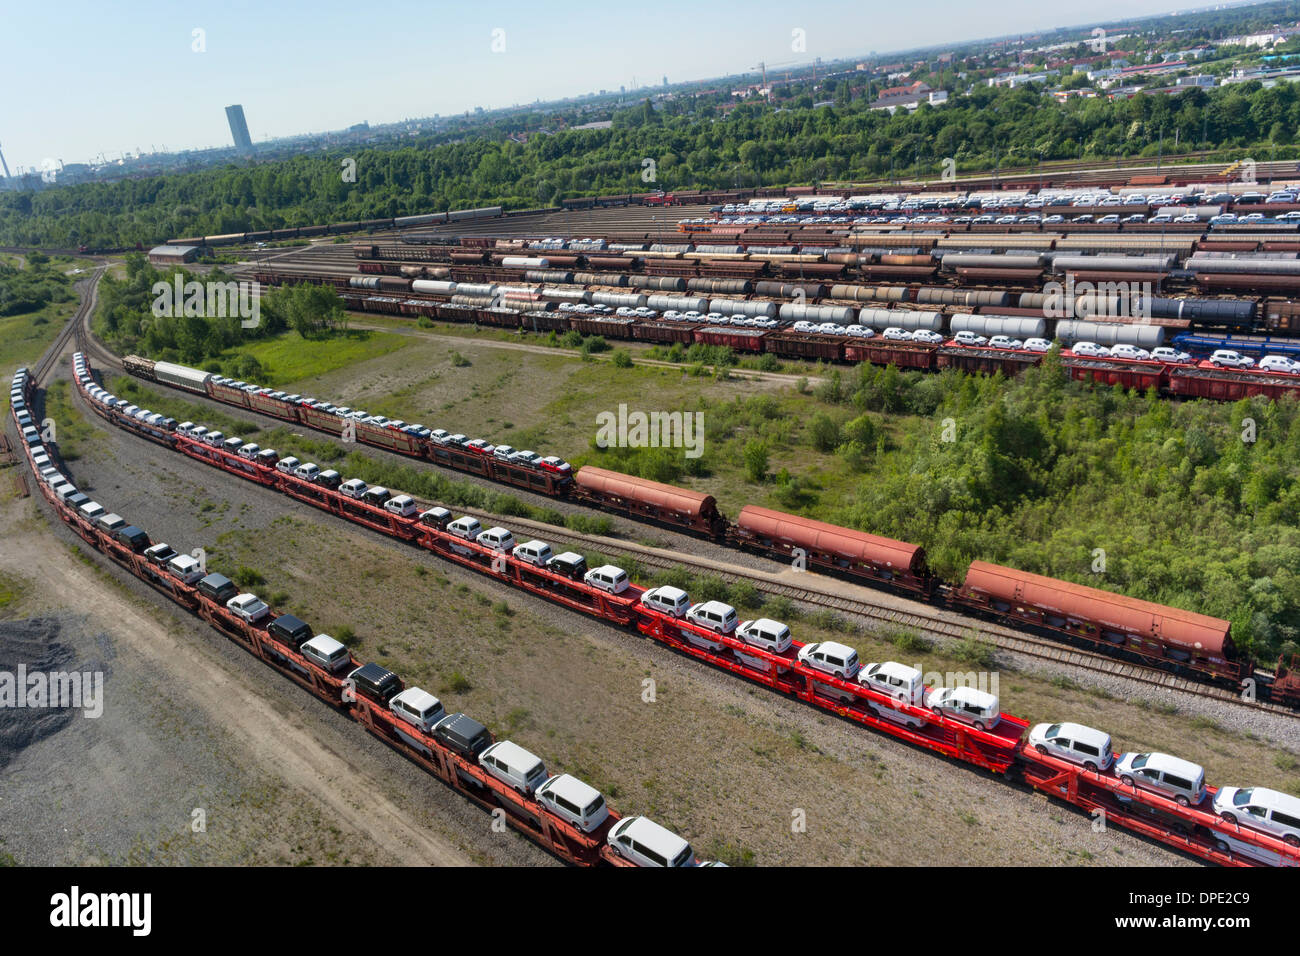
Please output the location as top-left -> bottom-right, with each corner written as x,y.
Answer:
541,287 -> 591,304
591,292 -> 648,309
153,361 -> 212,395
1057,320 -> 1165,349
1048,254 -> 1177,273
950,314 -> 1048,340
1185,256 -> 1300,275
856,308 -> 945,332
646,295 -> 709,313
778,304 -> 856,323
708,298 -> 778,318
454,282 -> 498,298
411,279 -> 457,295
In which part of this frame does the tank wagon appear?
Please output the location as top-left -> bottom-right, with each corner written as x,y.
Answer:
951,562 -> 1244,683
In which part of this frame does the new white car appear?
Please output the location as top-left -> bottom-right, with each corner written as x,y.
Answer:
1211,786 -> 1300,846
1071,341 -> 1109,357
911,329 -> 944,344
952,330 -> 987,347
1023,337 -> 1052,353
988,335 -> 1023,350
1210,350 -> 1254,368
882,327 -> 910,341
927,686 -> 1000,731
1259,355 -> 1300,374
1028,722 -> 1114,772
227,593 -> 271,624
1115,752 -> 1206,806
1109,343 -> 1151,361
1150,347 -> 1192,363
797,641 -> 861,680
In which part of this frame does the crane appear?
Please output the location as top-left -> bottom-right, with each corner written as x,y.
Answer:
0,142 -> 10,179
751,58 -> 806,100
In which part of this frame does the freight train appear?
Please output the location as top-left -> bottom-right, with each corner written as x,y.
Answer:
12,362 -> 700,868
117,354 -> 1300,707
249,269 -> 1300,402
37,357 -> 1300,867
167,206 -> 506,249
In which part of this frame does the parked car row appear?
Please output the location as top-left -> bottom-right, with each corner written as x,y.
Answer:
61,357 -> 1300,862
50,364 -> 715,868
950,330 -> 1053,351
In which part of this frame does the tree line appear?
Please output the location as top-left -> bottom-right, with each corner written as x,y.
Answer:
8,79 -> 1300,250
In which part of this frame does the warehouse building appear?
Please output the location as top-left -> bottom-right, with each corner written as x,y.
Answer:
148,244 -> 199,266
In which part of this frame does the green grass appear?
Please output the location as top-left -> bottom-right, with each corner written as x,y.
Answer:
0,571 -> 27,616
218,330 -> 408,386
0,301 -> 71,378
42,379 -> 103,461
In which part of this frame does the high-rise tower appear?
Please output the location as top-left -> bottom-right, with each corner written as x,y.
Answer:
225,105 -> 253,150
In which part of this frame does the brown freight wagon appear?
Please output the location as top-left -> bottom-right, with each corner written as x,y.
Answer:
777,262 -> 845,279
574,467 -> 726,537
1195,273 -> 1300,294
571,316 -> 637,339
954,267 -> 1044,284
953,560 -> 1241,677
631,321 -> 700,344
692,326 -> 768,352
1170,364 -> 1300,402
937,346 -> 1042,377
1062,356 -> 1172,393
762,331 -> 845,362
518,310 -> 572,333
845,341 -> 938,370
730,506 -> 931,596
856,265 -> 939,281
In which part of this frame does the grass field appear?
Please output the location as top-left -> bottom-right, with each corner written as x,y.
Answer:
218,329 -> 408,386
0,300 -> 73,376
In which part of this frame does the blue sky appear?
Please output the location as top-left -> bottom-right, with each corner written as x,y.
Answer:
2,0 -> 1213,171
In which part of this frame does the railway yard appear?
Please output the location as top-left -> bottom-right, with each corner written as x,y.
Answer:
9,166 -> 1300,871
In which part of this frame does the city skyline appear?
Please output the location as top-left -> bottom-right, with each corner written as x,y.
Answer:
2,0 -> 1214,173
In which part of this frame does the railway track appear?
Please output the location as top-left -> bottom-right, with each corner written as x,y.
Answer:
70,259 -> 1295,718
31,264 -> 107,385
442,506 -> 1294,719
90,336 -> 1297,719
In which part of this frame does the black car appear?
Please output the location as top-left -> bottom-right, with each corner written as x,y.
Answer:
347,662 -> 402,704
267,614 -> 312,648
433,712 -> 492,759
546,552 -> 588,581
197,573 -> 238,605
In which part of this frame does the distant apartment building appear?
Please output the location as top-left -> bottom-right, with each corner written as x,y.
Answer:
988,70 -> 1059,88
225,104 -> 253,150
874,80 -> 931,105
870,83 -> 947,114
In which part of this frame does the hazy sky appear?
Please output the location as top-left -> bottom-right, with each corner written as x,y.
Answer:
2,0 -> 1220,172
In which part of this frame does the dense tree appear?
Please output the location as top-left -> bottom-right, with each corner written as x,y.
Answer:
10,78 -> 1300,251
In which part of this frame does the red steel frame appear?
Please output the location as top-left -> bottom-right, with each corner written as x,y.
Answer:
64,358 -> 1300,867
13,394 -> 641,867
